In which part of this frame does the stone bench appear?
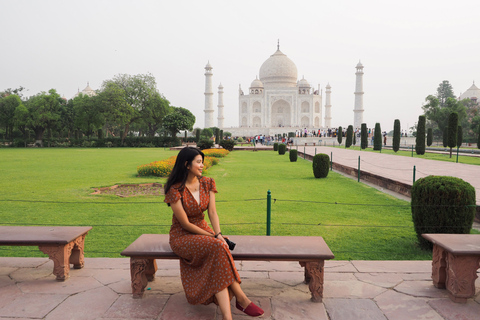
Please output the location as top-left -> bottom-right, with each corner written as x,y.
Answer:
121,234 -> 334,302
0,226 -> 92,281
422,233 -> 480,303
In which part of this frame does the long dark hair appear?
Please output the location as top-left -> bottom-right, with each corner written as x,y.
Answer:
164,147 -> 205,197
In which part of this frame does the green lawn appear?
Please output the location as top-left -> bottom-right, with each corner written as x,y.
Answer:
332,145 -> 480,166
0,148 -> 447,260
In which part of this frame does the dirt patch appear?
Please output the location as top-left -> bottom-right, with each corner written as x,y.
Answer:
91,183 -> 164,198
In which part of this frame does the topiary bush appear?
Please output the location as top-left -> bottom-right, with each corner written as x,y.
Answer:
289,149 -> 298,162
197,139 -> 214,150
443,128 -> 448,148
278,144 -> 286,155
415,115 -> 426,155
337,126 -> 343,145
393,119 -> 400,152
345,125 -> 353,148
219,139 -> 236,151
361,123 -> 368,149
427,127 -> 433,147
273,142 -> 279,151
411,175 -> 476,250
373,123 -> 382,151
312,153 -> 329,178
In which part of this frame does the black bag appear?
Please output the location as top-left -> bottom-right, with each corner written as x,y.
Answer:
225,238 -> 236,251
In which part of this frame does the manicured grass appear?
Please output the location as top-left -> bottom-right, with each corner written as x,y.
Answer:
0,147 -> 460,260
332,145 -> 480,166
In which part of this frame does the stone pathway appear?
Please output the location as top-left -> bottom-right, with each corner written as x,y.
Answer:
0,257 -> 479,319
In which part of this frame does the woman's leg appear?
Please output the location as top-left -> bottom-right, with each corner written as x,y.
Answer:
215,287 -> 232,320
229,281 -> 251,308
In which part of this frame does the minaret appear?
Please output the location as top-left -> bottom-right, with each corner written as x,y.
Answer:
204,61 -> 214,128
353,61 -> 364,130
324,83 -> 332,128
217,83 -> 224,129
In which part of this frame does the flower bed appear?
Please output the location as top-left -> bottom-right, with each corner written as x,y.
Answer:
137,154 -> 222,177
203,149 -> 229,158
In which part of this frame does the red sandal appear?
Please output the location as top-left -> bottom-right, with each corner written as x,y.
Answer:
236,301 -> 264,317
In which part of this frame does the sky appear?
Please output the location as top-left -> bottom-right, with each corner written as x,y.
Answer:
1,0 -> 479,132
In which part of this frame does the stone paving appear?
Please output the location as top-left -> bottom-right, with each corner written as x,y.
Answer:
0,257 -> 479,319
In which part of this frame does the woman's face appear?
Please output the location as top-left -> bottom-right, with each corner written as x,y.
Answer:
188,155 -> 204,177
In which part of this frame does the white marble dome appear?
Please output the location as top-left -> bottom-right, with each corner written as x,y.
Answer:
259,49 -> 298,88
250,77 -> 264,88
459,82 -> 480,101
298,77 -> 310,88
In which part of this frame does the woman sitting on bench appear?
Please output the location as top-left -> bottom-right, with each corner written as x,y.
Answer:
164,147 -> 264,320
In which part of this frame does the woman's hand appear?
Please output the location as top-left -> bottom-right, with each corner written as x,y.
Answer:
216,233 -> 227,245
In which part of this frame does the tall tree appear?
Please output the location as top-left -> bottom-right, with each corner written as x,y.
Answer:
72,94 -> 105,139
415,115 -> 426,155
361,123 -> 368,149
142,93 -> 170,137
337,126 -> 342,145
14,103 -> 29,146
393,119 -> 400,152
447,112 -> 458,158
373,123 -> 382,151
0,94 -> 23,140
25,89 -> 62,146
457,126 -> 463,148
436,80 -> 456,107
422,95 -> 466,135
443,127 -> 448,148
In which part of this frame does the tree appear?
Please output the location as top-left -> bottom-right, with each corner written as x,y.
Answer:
337,126 -> 342,145
427,128 -> 433,147
162,106 -> 195,138
201,128 -> 213,139
457,125 -> 463,148
14,103 -> 29,146
361,123 -> 368,149
373,123 -> 382,151
436,80 -> 456,106
415,115 -> 426,155
0,94 -> 23,140
194,128 -> 201,142
72,94 -> 104,139
422,95 -> 466,137
345,125 -> 353,148
447,112 -> 458,158
393,119 -> 400,152
25,89 -> 62,146
477,128 -> 480,149
141,93 -> 170,137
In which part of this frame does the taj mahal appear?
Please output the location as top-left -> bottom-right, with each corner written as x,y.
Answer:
203,43 -> 365,136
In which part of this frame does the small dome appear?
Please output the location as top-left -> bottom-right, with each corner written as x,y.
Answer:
459,82 -> 480,101
356,61 -> 363,68
326,83 -> 331,89
259,49 -> 298,88
298,77 -> 310,88
250,77 -> 264,88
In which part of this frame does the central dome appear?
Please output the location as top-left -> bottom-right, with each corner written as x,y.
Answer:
259,49 -> 298,88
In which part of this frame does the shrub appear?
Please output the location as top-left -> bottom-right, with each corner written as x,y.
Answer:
393,119 -> 400,152
278,144 -> 286,155
337,126 -> 343,145
457,125 -> 463,148
443,128 -> 448,148
427,128 -> 433,147
411,176 -> 476,250
273,142 -> 279,151
312,153 -> 329,178
219,139 -> 235,151
415,115 -> 426,155
345,125 -> 353,148
373,123 -> 382,151
361,123 -> 368,149
237,137 -> 244,143
197,139 -> 214,150
289,149 -> 298,162
137,155 -> 220,177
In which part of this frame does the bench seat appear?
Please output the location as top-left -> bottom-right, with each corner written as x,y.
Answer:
422,233 -> 480,303
121,234 -> 334,301
0,226 -> 92,281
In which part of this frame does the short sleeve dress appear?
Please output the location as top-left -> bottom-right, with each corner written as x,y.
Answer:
164,176 -> 241,305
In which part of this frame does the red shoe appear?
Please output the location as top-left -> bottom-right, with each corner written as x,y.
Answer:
236,301 -> 264,317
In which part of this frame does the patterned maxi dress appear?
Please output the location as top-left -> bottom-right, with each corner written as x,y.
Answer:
164,176 -> 241,305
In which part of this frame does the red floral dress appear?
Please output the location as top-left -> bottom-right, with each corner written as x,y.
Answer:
164,176 -> 241,305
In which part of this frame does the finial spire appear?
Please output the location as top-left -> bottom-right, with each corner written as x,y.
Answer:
277,39 -> 280,50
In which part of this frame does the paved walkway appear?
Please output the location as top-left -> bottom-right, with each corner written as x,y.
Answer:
305,146 -> 480,205
0,257 -> 479,320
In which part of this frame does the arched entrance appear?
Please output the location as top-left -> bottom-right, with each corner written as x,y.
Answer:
271,99 -> 291,127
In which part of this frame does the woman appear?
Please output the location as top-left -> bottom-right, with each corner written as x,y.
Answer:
164,147 -> 264,319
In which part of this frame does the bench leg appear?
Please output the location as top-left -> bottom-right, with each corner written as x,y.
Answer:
130,258 -> 151,299
70,234 -> 87,269
39,242 -> 75,281
431,245 -> 447,289
300,261 -> 325,302
445,253 -> 480,303
145,259 -> 157,281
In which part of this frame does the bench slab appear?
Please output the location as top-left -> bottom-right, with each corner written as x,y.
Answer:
0,226 -> 92,281
121,234 -> 334,301
422,234 -> 480,303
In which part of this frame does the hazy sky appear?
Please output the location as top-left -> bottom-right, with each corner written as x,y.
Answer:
1,0 -> 479,131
